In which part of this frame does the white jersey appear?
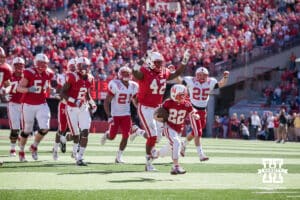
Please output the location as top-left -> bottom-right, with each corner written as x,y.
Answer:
108,79 -> 138,116
183,76 -> 218,108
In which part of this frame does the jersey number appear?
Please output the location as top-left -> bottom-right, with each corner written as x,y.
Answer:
150,79 -> 166,95
168,109 -> 186,124
192,88 -> 210,101
118,93 -> 132,104
9,81 -> 18,93
77,88 -> 87,100
33,80 -> 49,93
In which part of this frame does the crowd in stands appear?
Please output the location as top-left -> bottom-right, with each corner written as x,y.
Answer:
212,108 -> 300,142
1,0 -> 300,81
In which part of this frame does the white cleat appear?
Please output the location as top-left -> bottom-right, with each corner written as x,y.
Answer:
200,155 -> 209,162
100,131 -> 108,145
115,157 -> 125,164
145,163 -> 158,172
10,149 -> 16,157
130,125 -> 145,142
170,165 -> 186,175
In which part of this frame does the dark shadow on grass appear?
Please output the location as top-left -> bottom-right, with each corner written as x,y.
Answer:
1,162 -> 76,169
108,177 -> 175,183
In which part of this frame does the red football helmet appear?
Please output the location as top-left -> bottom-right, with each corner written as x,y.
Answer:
0,47 -> 6,65
195,67 -> 209,83
146,51 -> 164,73
170,84 -> 187,103
76,57 -> 91,76
118,66 -> 132,82
67,58 -> 76,72
34,53 -> 49,73
12,57 -> 25,74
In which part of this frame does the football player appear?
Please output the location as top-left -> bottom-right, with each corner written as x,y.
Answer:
17,53 -> 54,162
180,67 -> 229,161
7,57 -> 25,157
52,58 -> 76,160
60,57 -> 97,166
132,49 -> 190,171
0,47 -> 12,89
154,84 -> 199,174
101,66 -> 139,163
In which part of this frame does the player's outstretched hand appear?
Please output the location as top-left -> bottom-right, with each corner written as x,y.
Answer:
182,49 -> 190,65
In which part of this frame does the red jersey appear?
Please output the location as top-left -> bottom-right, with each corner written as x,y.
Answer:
137,66 -> 171,107
21,68 -> 54,105
163,98 -> 194,133
0,63 -> 12,88
8,73 -> 23,103
66,72 -> 94,107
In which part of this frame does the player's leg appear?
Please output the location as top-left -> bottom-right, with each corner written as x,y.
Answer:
164,127 -> 186,175
66,106 -> 80,159
76,108 -> 92,166
100,116 -> 119,145
19,104 -> 37,162
115,116 -> 131,163
7,102 -> 22,156
58,102 -> 68,153
30,103 -> 51,160
137,105 -> 158,171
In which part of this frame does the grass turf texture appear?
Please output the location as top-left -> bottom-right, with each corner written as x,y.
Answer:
0,130 -> 299,200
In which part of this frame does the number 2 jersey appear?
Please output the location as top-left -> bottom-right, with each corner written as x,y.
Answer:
108,79 -> 138,116
183,76 -> 218,108
21,68 -> 54,105
66,72 -> 94,107
137,66 -> 171,107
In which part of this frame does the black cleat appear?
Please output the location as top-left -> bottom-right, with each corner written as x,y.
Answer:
76,159 -> 87,166
60,142 -> 66,153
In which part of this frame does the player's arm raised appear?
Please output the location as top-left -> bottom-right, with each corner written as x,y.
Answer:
132,59 -> 144,80
217,71 -> 230,88
169,49 -> 190,80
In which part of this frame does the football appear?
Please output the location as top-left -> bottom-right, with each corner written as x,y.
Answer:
153,107 -> 169,122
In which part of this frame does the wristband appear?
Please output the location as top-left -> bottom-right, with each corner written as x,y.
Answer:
68,97 -> 76,103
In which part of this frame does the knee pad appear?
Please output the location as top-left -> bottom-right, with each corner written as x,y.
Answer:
80,129 -> 89,138
38,129 -> 49,136
146,136 -> 157,147
20,131 -> 29,138
10,130 -> 19,140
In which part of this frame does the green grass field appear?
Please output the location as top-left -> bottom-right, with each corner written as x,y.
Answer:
0,130 -> 299,200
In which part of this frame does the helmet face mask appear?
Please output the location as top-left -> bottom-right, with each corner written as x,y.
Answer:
170,84 -> 187,103
12,57 -> 25,74
147,52 -> 164,73
195,67 -> 209,83
76,57 -> 91,76
34,53 -> 49,73
67,58 -> 76,72
118,66 -> 132,82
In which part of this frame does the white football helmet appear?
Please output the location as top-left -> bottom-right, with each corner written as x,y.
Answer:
67,58 -> 76,72
76,57 -> 91,75
12,57 -> 25,65
195,67 -> 209,83
0,47 -> 6,64
170,84 -> 187,103
146,51 -> 164,73
12,57 -> 25,73
34,53 -> 49,72
118,66 -> 132,82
